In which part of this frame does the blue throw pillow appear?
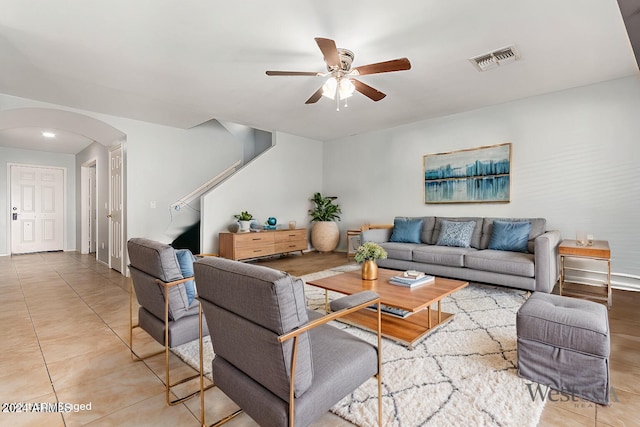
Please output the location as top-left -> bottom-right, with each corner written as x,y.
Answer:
436,220 -> 476,248
488,220 -> 532,253
175,249 -> 197,305
389,218 -> 424,243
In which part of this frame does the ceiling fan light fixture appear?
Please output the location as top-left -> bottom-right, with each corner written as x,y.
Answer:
322,77 -> 338,100
339,78 -> 355,98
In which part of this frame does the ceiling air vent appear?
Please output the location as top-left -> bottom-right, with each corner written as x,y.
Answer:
470,45 -> 520,72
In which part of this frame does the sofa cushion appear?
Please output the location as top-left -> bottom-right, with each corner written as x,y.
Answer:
412,245 -> 477,267
379,242 -> 423,261
464,249 -> 535,278
436,220 -> 476,248
488,220 -> 532,253
389,217 -> 424,243
418,216 -> 437,243
480,217 -> 546,251
430,217 -> 484,248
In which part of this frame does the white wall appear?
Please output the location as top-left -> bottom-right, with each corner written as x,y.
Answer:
122,118 -> 242,243
323,76 -> 640,284
0,94 -> 244,257
201,131 -> 323,254
0,146 -> 76,254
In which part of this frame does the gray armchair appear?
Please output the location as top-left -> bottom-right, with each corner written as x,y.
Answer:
194,256 -> 382,427
127,237 -> 211,406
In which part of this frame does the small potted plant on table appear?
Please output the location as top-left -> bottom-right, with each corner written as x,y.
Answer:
354,242 -> 388,280
234,211 -> 253,232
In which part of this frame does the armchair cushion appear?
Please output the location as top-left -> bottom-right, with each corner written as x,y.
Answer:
195,257 -> 313,400
175,248 -> 197,305
127,238 -> 190,320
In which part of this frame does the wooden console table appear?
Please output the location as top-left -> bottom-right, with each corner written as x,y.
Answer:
559,239 -> 611,307
219,228 -> 307,261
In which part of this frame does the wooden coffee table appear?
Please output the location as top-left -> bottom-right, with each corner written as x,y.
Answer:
306,268 -> 468,349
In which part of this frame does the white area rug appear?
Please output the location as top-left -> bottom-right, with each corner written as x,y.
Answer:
172,265 -> 545,427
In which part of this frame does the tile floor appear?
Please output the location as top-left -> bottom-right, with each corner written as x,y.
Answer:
1,251 -> 638,426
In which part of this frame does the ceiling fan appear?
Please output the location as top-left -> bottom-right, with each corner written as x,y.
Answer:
266,37 -> 411,110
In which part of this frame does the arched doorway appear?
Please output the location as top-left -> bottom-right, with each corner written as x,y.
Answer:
0,107 -> 127,273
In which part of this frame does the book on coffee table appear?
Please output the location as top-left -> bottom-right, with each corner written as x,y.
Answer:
390,274 -> 435,287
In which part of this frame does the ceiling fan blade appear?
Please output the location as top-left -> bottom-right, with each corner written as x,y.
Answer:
315,37 -> 340,70
305,87 -> 324,104
266,71 -> 322,76
352,79 -> 386,101
352,58 -> 411,76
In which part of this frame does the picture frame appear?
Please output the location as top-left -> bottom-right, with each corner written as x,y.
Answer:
423,142 -> 511,204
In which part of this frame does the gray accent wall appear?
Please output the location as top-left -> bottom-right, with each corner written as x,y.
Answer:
322,76 -> 640,288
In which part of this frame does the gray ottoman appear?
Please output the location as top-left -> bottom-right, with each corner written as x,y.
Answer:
516,292 -> 610,405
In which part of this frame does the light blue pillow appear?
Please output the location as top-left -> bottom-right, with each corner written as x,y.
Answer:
175,249 -> 197,305
436,220 -> 476,248
488,220 -> 532,253
389,218 -> 424,243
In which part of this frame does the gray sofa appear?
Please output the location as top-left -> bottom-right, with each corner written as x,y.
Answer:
361,216 -> 562,293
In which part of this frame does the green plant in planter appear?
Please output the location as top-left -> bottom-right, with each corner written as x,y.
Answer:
308,192 -> 341,222
233,211 -> 253,221
354,242 -> 388,264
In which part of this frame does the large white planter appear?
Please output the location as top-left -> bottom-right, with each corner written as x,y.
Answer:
311,221 -> 339,252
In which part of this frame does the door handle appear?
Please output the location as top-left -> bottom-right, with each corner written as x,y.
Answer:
12,213 -> 18,221
107,214 -> 113,219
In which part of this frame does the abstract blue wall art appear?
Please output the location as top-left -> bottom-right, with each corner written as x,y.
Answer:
423,143 -> 511,203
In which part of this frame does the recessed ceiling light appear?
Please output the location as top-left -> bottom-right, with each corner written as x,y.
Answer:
41,131 -> 56,138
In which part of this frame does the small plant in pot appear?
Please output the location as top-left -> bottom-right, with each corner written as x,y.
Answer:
354,242 -> 388,280
233,211 -> 253,232
308,192 -> 341,252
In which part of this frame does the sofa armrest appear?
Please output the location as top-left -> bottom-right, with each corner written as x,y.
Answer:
534,230 -> 562,293
361,228 -> 392,244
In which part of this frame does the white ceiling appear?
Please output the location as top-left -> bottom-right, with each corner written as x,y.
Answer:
0,0 -> 638,154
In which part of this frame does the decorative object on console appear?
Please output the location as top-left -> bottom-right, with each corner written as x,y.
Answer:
264,216 -> 277,230
308,192 -> 341,252
423,142 -> 511,204
233,210 -> 253,232
354,242 -> 388,280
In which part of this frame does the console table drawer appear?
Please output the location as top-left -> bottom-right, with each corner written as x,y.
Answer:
275,240 -> 306,253
235,245 -> 274,260
278,229 -> 307,242
233,232 -> 275,248
219,228 -> 307,261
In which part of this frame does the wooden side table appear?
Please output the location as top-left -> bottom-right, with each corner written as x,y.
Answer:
559,239 -> 611,307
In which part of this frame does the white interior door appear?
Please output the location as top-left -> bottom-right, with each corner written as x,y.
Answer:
109,145 -> 124,272
11,165 -> 64,254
